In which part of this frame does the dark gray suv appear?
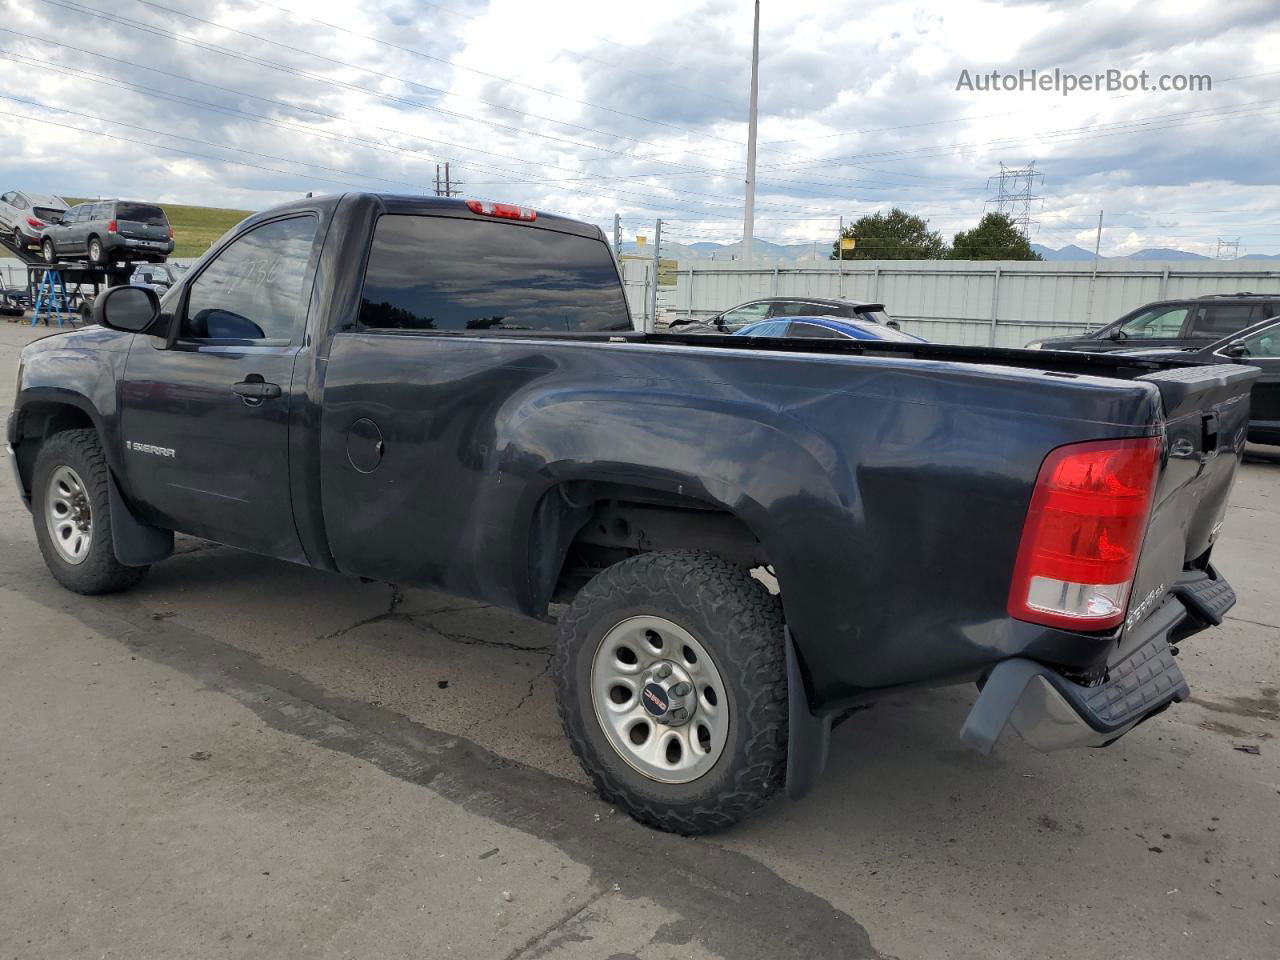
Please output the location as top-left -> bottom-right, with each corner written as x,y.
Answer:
40,200 -> 174,265
1026,293 -> 1280,352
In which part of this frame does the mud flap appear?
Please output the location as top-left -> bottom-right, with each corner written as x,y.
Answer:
107,471 -> 173,567
785,627 -> 832,800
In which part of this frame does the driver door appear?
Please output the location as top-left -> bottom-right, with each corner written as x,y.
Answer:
118,214 -> 319,561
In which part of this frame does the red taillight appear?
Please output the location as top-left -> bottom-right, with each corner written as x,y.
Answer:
1008,437 -> 1161,631
167,226 -> 174,239
25,217 -> 43,228
107,219 -> 118,233
465,199 -> 536,221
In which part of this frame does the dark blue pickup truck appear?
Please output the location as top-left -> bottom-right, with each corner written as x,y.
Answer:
7,194 -> 1257,833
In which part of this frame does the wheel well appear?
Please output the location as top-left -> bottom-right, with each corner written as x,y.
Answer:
12,402 -> 95,495
533,480 -> 769,610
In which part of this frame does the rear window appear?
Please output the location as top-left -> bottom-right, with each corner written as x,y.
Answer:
358,214 -> 630,333
115,203 -> 168,225
32,207 -> 64,222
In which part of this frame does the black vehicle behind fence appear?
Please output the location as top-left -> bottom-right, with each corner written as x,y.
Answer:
6,193 -> 1259,834
1027,293 -> 1280,353
40,200 -> 174,266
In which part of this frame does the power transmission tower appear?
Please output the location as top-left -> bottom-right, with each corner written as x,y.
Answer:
434,162 -> 463,197
985,162 -> 1044,238
1215,236 -> 1241,259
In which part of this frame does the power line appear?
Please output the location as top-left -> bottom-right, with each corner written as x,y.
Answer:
114,0 -> 985,197
255,0 -> 742,110
752,68 -> 1280,148
0,38 -> 831,219
36,0 -> 738,179
0,53 -> 823,223
131,0 -> 746,152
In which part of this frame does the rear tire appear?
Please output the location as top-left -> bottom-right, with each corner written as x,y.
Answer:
554,550 -> 787,835
87,236 -> 104,265
31,429 -> 149,595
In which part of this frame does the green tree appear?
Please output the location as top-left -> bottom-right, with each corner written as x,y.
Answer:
830,208 -> 947,260
948,212 -> 1043,261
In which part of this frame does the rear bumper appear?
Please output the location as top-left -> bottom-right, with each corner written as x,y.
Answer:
961,568 -> 1234,753
106,235 -> 173,257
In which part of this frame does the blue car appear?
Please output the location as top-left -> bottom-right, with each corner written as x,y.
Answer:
734,315 -> 926,343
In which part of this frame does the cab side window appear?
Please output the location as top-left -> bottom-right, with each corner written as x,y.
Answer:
182,216 -> 317,342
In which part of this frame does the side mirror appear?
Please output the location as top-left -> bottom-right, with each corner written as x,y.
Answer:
1224,340 -> 1249,359
92,285 -> 161,333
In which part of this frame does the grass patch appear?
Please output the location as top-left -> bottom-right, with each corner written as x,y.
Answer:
65,198 -> 254,258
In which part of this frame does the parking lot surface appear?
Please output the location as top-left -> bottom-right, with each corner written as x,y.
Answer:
1,319 -> 1277,959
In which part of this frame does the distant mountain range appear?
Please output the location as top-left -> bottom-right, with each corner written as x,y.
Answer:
618,239 -> 1280,263
1030,244 -> 1280,262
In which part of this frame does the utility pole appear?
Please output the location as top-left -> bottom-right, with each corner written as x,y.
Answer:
741,0 -> 760,267
648,218 -> 663,332
836,215 -> 844,297
1215,236 -> 1241,259
434,162 -> 462,197
613,213 -> 622,259
1084,210 -> 1104,328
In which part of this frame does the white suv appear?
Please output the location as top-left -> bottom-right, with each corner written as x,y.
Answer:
0,190 -> 69,252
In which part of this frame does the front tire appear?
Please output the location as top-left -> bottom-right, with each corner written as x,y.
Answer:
41,238 -> 57,263
554,551 -> 787,834
31,429 -> 149,595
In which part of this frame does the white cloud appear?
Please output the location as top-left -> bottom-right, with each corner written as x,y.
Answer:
0,0 -> 1277,254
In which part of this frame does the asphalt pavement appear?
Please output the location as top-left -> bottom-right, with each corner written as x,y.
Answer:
1,318 -> 1276,959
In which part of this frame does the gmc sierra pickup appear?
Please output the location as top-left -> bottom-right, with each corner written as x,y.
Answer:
7,194 -> 1257,834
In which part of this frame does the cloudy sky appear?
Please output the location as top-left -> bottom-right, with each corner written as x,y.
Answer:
2,0 -> 1278,255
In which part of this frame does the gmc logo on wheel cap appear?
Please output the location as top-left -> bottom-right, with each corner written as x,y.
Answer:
642,683 -> 670,716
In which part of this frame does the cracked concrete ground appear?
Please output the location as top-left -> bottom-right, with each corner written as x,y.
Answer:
0,321 -> 1277,959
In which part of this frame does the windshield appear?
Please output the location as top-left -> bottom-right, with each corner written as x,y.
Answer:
1114,304 -> 1189,338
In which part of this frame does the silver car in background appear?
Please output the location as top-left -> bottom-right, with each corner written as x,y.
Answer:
0,189 -> 69,252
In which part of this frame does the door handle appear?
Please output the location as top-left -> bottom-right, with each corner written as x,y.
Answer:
233,375 -> 282,403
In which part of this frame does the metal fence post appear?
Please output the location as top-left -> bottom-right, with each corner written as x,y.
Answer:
1159,266 -> 1170,300
872,265 -> 880,303
772,266 -> 779,295
988,265 -> 1002,346
687,268 -> 695,319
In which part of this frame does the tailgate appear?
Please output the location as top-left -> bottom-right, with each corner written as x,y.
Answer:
1124,363 -> 1259,634
118,219 -> 169,241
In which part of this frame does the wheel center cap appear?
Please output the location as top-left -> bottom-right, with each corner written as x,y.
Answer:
641,660 -> 696,725
641,682 -> 670,717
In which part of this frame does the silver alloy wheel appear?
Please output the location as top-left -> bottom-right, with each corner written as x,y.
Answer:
46,465 -> 92,565
89,238 -> 102,263
590,615 -> 730,784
